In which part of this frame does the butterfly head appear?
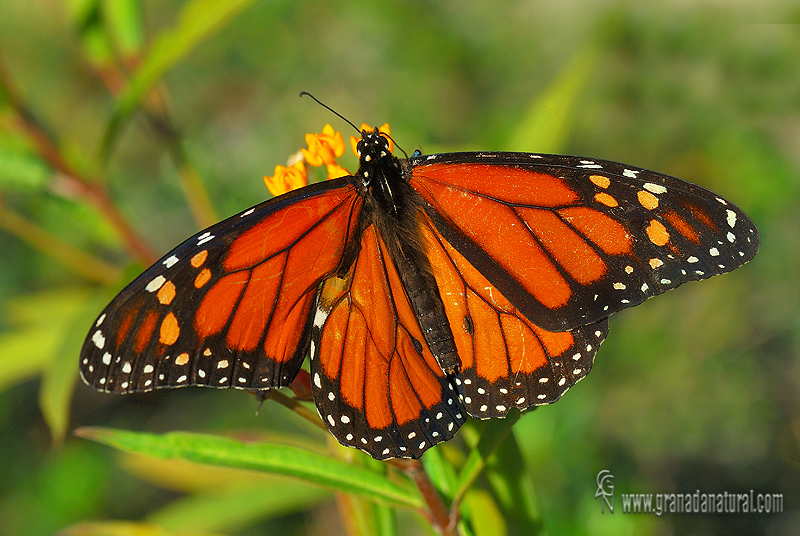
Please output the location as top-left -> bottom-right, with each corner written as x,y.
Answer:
356,128 -> 394,170
355,128 -> 404,215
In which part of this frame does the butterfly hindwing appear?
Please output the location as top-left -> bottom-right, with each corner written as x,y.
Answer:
410,152 -> 759,332
310,224 -> 465,459
80,179 -> 363,393
418,214 -> 609,418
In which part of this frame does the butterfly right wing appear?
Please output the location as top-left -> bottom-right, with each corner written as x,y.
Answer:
410,153 -> 759,332
418,213 -> 608,419
80,179 -> 363,394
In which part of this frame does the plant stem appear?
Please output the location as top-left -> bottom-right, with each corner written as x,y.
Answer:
393,458 -> 460,536
0,59 -> 158,266
95,53 -> 220,230
272,387 -> 460,535
143,95 -> 219,229
0,205 -> 122,284
449,413 -> 520,520
267,390 -> 328,432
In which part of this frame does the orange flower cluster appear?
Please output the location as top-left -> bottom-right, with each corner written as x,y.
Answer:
264,123 -> 392,196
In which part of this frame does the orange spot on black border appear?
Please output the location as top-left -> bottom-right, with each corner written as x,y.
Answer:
194,268 -> 212,288
646,220 -> 670,246
191,250 -> 208,267
157,280 -> 176,305
159,312 -> 180,345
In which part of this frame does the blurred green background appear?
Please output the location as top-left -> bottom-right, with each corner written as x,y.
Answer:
0,1 -> 798,535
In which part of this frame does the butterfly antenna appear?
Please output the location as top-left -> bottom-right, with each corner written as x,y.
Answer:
300,92 -> 408,157
383,132 -> 408,159
299,92 -> 361,134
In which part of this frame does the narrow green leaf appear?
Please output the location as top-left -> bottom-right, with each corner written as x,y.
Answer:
77,428 -> 423,509
147,480 -> 329,532
422,447 -> 475,536
481,431 -> 545,535
453,412 -> 521,503
0,325 -> 58,392
421,445 -> 459,497
464,488 -> 507,536
104,0 -> 144,57
371,499 -> 397,536
505,47 -> 599,153
102,0 -> 256,155
59,520 -> 224,536
5,287 -> 92,325
66,0 -> 117,69
334,455 -> 398,536
65,0 -> 101,26
40,288 -> 108,446
0,147 -> 51,191
0,288 -> 91,393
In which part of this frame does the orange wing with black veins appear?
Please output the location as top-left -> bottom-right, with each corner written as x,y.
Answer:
410,153 -> 759,332
418,214 -> 607,418
309,224 -> 465,459
80,180 -> 362,393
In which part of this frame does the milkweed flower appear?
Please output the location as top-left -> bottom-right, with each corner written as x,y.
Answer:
326,162 -> 350,180
301,123 -> 345,167
264,160 -> 307,196
266,123 -> 393,195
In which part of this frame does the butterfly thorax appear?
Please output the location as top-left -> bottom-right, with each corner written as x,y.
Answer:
356,128 -> 405,217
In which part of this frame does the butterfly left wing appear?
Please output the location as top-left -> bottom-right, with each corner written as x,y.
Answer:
80,179 -> 363,393
410,152 -> 759,332
310,224 -> 465,459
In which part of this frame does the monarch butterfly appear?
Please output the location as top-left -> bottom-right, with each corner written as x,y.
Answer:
79,116 -> 759,460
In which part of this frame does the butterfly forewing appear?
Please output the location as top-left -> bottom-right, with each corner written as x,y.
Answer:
410,152 -> 759,332
80,179 -> 363,394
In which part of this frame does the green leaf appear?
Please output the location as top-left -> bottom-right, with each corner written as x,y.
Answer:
454,412 -> 521,502
66,0 -> 117,69
77,428 -> 423,509
0,147 -> 52,191
332,453 -> 398,536
59,520 -> 224,536
102,0 -> 256,155
464,488 -> 507,536
104,0 -> 144,58
449,414 -> 544,535
421,445 -> 459,497
505,47 -> 599,153
481,431 -> 545,535
0,324 -> 59,392
423,446 -> 476,536
147,480 -> 329,532
0,288 -> 91,393
371,500 -> 397,536
4,287 -> 92,325
40,288 -> 109,446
